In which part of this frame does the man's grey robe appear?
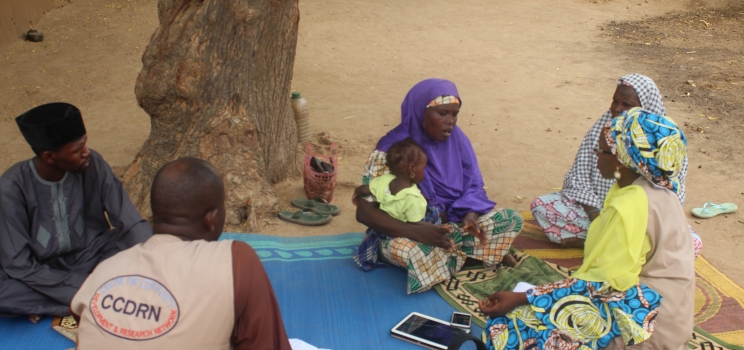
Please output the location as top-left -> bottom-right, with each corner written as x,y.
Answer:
0,150 -> 151,316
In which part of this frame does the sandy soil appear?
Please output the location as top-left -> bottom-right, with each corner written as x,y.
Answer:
1,0 -> 742,284
0,0 -> 71,48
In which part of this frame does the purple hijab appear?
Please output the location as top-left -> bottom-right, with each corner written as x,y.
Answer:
375,78 -> 495,222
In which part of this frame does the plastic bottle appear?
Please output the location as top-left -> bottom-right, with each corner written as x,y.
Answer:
291,91 -> 311,143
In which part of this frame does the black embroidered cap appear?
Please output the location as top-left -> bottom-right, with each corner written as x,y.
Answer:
15,102 -> 87,151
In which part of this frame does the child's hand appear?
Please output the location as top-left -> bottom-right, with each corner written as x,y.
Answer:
351,185 -> 371,206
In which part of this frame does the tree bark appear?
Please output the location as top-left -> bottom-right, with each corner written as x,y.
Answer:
123,0 -> 300,232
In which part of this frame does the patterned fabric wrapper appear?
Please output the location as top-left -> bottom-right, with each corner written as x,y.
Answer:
606,107 -> 687,195
362,150 -> 389,186
485,279 -> 662,350
426,95 -> 461,108
352,207 -> 442,271
380,208 -> 523,294
530,192 -> 591,242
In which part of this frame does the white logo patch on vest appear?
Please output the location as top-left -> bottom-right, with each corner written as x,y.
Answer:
89,275 -> 180,340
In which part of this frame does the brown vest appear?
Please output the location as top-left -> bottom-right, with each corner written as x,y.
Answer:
606,179 -> 695,350
635,178 -> 695,349
71,234 -> 235,349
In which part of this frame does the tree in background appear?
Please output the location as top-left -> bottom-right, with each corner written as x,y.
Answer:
123,0 -> 300,231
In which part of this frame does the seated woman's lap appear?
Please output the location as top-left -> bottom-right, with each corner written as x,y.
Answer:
485,278 -> 661,350
379,208 -> 523,294
530,192 -> 591,244
531,192 -> 703,258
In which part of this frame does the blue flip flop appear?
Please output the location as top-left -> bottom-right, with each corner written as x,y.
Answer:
692,202 -> 738,219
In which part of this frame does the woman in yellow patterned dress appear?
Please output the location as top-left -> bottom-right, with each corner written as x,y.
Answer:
479,108 -> 695,349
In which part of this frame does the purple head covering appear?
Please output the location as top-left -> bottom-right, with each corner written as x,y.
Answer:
375,78 -> 495,222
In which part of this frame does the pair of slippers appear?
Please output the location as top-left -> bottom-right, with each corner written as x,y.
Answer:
692,202 -> 738,219
310,157 -> 334,174
278,198 -> 340,226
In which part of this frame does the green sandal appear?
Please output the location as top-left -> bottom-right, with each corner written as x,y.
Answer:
692,202 -> 738,219
278,209 -> 332,226
291,198 -> 340,216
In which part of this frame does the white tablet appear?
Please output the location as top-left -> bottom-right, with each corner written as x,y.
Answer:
390,312 -> 470,350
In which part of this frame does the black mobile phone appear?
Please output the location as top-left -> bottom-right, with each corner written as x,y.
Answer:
450,312 -> 471,329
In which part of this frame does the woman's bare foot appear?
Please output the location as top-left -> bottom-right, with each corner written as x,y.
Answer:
501,253 -> 518,267
28,314 -> 41,323
560,237 -> 585,249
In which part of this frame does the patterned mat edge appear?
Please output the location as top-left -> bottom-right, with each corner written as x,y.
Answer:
51,316 -> 77,344
434,263 -> 744,350
220,232 -> 364,262
693,326 -> 744,350
695,257 -> 744,310
434,283 -> 487,328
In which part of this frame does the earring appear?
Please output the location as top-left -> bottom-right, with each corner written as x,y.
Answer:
614,166 -> 622,180
410,172 -> 415,179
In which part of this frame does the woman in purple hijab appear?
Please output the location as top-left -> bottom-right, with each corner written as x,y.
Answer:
353,78 -> 524,294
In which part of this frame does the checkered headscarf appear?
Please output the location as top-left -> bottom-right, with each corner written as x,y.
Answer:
618,73 -> 665,116
562,74 -> 687,208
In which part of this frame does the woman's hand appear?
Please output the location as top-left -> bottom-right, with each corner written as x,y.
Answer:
581,204 -> 600,221
477,292 -> 529,317
462,212 -> 487,247
409,222 -> 453,249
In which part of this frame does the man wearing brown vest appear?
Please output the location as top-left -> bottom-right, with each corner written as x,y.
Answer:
71,158 -> 292,349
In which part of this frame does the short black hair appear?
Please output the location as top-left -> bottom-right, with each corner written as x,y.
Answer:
386,138 -> 425,177
151,157 -> 224,222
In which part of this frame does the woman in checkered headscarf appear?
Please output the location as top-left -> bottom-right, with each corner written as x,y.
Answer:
529,74 -> 702,258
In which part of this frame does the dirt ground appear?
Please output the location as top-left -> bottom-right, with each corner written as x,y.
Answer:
1,0 -> 743,285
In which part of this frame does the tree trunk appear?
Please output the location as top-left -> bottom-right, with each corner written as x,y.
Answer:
123,0 -> 300,232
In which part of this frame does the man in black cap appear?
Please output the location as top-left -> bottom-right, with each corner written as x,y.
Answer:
0,102 -> 152,318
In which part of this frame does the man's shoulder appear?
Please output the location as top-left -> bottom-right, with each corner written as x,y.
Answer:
82,149 -> 121,185
228,240 -> 260,264
180,237 -> 238,256
0,160 -> 31,191
148,235 -> 237,261
229,239 -> 256,253
86,149 -> 110,172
